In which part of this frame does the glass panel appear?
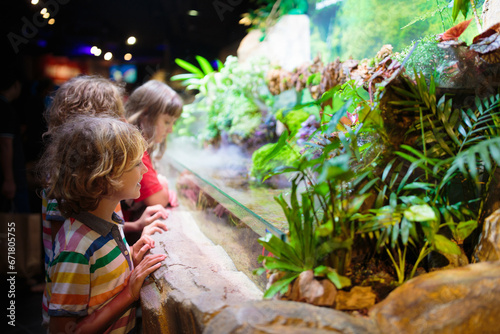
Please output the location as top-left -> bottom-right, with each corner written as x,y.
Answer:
157,143 -> 290,290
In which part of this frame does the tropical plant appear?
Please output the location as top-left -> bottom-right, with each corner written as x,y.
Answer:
355,71 -> 500,283
171,56 -> 275,146
255,89 -> 377,297
255,63 -> 500,299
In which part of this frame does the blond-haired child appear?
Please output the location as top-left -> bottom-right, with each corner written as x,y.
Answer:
42,75 -> 168,268
39,116 -> 166,333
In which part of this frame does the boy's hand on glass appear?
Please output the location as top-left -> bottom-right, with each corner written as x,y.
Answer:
142,220 -> 168,237
127,253 -> 166,301
137,204 -> 169,229
132,235 -> 155,266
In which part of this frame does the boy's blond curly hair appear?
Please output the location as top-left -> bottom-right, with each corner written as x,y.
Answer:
44,75 -> 125,136
38,116 -> 147,217
125,80 -> 183,159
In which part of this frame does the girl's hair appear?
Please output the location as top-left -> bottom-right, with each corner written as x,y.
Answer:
38,116 -> 147,217
125,80 -> 183,158
44,75 -> 125,137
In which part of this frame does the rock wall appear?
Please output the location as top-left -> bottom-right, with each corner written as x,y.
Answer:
141,203 -> 500,334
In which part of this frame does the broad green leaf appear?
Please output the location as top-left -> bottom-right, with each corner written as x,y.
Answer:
404,204 -> 436,222
316,219 -> 333,237
433,234 -> 461,255
455,220 -> 478,241
326,269 -> 351,289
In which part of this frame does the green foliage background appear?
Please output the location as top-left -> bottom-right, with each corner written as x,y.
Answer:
310,0 -> 484,61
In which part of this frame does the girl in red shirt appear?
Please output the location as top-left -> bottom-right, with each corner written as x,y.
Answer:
123,80 -> 183,221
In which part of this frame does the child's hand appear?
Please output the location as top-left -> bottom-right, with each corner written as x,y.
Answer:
127,253 -> 166,301
132,235 -> 155,267
136,204 -> 169,229
168,189 -> 178,207
142,220 -> 168,237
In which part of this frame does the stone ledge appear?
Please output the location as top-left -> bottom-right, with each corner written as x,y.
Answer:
141,207 -> 263,333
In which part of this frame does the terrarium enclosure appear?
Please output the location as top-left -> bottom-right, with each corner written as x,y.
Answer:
159,0 -> 500,318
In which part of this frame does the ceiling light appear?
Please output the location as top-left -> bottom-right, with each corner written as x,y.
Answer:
188,10 -> 199,16
127,36 -> 136,45
94,48 -> 102,56
104,52 -> 113,61
48,18 -> 55,25
40,8 -> 47,15
43,13 -> 50,19
124,53 -> 132,61
31,0 -> 39,5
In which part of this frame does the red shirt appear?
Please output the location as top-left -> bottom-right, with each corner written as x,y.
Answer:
135,151 -> 163,202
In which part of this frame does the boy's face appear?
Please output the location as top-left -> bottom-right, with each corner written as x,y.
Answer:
154,114 -> 177,144
113,157 -> 148,201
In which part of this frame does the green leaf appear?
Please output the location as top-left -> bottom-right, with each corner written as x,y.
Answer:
433,234 -> 461,255
253,267 -> 267,276
316,219 -> 333,237
382,158 -> 396,182
401,182 -> 436,191
307,72 -> 321,86
258,233 -> 302,265
261,256 -> 305,272
323,267 -> 351,289
263,130 -> 290,161
359,177 -> 380,195
455,220 -> 478,241
404,204 -> 436,222
170,73 -> 198,81
400,217 -> 411,245
195,55 -> 215,75
263,272 -> 300,299
174,58 -> 204,78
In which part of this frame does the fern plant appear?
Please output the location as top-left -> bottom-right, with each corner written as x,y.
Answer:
358,72 -> 500,283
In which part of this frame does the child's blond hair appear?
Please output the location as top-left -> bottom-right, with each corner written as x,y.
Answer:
125,80 -> 183,158
44,75 -> 125,136
38,116 -> 147,217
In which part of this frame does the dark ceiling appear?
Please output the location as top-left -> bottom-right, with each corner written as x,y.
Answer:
3,0 -> 257,65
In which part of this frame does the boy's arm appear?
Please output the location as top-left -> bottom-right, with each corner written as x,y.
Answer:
49,253 -> 166,334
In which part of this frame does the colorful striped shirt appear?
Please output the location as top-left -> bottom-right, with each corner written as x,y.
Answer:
42,190 -> 124,273
42,211 -> 135,334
